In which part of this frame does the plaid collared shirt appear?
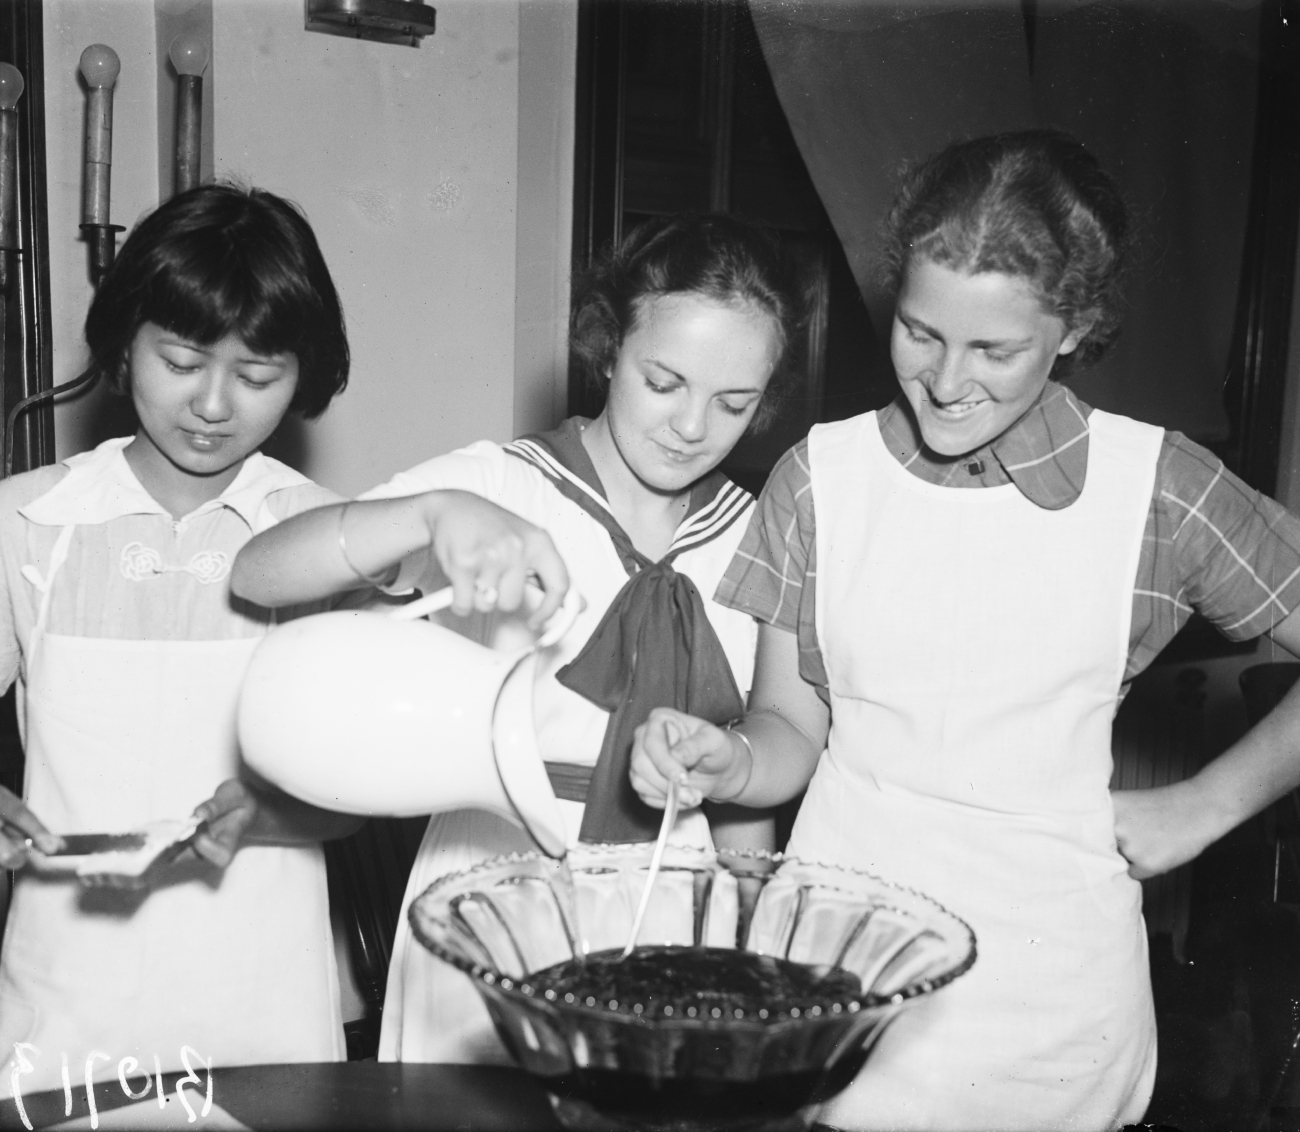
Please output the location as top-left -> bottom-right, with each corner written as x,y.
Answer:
716,383 -> 1300,692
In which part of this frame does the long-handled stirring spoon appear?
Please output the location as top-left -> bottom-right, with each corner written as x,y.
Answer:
621,772 -> 682,959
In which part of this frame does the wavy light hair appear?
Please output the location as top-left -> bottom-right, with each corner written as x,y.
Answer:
881,130 -> 1130,376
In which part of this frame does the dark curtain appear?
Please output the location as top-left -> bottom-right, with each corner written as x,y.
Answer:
751,0 -> 1260,443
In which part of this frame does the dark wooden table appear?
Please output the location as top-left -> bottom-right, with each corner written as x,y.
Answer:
0,1063 -> 565,1131
5,1061 -> 1239,1131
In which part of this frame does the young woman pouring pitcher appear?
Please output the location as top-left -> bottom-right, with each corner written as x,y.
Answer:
631,131 -> 1300,1131
232,214 -> 805,1064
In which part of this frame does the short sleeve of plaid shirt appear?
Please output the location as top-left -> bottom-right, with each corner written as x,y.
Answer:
1131,432 -> 1300,676
714,429 -> 1300,694
713,438 -> 828,691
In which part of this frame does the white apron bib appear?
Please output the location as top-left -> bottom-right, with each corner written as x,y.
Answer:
795,410 -> 1161,1132
0,523 -> 343,1096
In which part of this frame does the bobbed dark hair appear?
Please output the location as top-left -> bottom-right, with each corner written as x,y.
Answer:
569,213 -> 806,431
881,129 -> 1129,376
84,183 -> 349,418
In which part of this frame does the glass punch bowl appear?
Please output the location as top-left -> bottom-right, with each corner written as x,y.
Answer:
409,845 -> 976,1132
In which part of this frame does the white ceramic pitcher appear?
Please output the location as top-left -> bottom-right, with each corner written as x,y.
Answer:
236,586 -> 584,858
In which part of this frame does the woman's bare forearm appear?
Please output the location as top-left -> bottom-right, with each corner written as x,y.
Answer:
1112,607 -> 1300,878
716,621 -> 829,808
233,489 -> 570,629
1176,611 -> 1300,842
706,803 -> 776,855
232,495 -> 435,606
717,708 -> 824,808
1182,664 -> 1300,841
245,783 -> 366,845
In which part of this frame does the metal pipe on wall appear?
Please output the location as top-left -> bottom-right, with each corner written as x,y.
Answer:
0,63 -> 24,290
168,33 -> 207,195
78,43 -> 121,285
0,61 -> 21,480
4,43 -> 120,478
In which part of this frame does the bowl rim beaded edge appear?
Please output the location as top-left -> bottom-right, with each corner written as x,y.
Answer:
407,846 -> 979,1022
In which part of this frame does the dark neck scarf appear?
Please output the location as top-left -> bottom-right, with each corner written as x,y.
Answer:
505,419 -> 752,843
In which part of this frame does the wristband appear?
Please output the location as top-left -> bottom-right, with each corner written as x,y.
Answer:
719,718 -> 755,803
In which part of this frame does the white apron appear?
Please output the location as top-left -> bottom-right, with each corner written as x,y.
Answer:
794,410 -> 1161,1132
0,523 -> 343,1097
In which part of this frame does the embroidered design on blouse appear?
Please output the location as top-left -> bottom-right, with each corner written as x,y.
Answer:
119,542 -> 231,584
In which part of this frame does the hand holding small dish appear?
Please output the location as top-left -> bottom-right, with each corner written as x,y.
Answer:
0,783 -> 61,868
25,816 -> 205,888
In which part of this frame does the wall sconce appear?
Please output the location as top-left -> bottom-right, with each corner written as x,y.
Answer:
78,43 -> 122,286
168,33 -> 209,195
306,0 -> 436,47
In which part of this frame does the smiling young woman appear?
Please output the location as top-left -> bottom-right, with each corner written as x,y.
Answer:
582,291 -> 780,558
231,212 -> 807,1067
630,131 -> 1300,1131
890,261 -> 1084,458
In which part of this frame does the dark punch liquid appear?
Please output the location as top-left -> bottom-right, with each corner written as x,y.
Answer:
530,945 -> 861,1020
528,948 -> 868,1127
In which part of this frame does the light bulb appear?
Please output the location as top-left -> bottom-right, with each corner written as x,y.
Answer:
168,33 -> 209,78
79,44 -> 121,89
0,64 -> 23,111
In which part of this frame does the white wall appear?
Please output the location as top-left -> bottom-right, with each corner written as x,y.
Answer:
513,0 -> 575,438
44,0 -> 576,497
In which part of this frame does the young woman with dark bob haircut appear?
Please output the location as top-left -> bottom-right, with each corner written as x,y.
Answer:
0,183 -> 359,1098
233,212 -> 806,1063
631,130 -> 1300,1130
85,182 -> 350,417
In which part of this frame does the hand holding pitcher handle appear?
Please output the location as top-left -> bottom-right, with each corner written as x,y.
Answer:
391,582 -> 587,650
417,490 -> 571,628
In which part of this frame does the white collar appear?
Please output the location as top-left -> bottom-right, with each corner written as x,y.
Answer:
20,437 -> 313,529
